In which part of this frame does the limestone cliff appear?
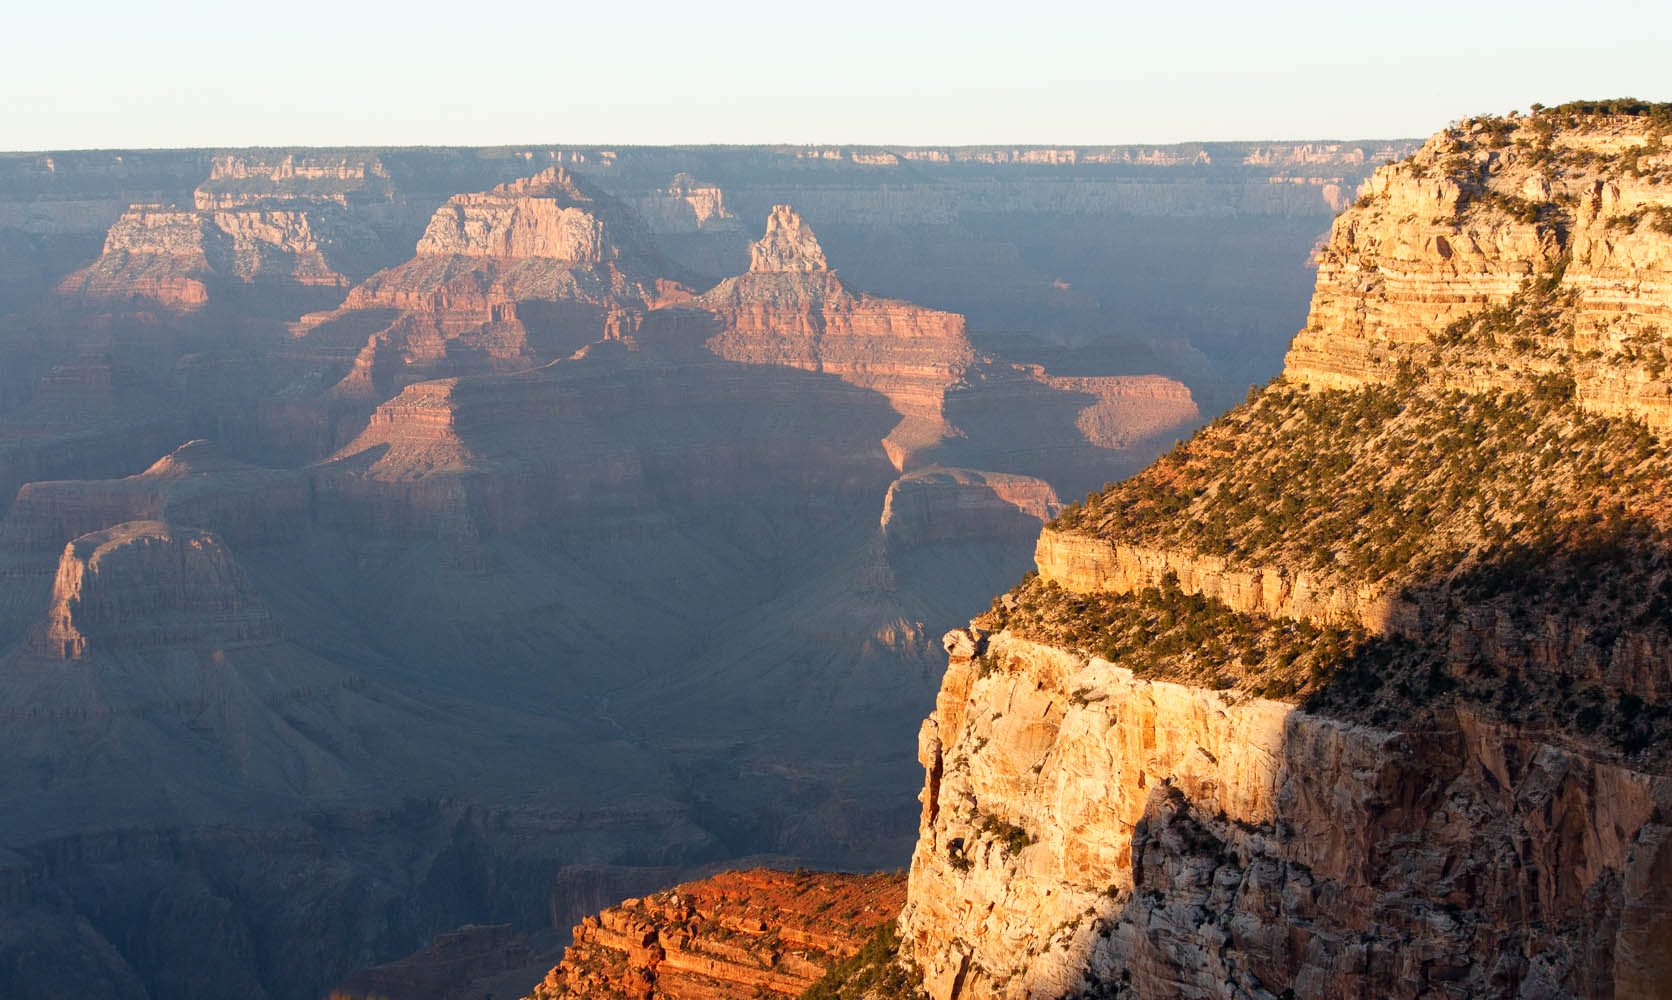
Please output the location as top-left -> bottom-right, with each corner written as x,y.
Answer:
1284,107 -> 1672,430
635,173 -> 741,235
192,153 -> 397,210
525,869 -> 905,1000
898,104 -> 1672,1000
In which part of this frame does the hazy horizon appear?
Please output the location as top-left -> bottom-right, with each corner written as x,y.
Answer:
6,0 -> 1668,151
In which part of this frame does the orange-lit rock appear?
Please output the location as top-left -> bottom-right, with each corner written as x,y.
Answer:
527,869 -> 904,1000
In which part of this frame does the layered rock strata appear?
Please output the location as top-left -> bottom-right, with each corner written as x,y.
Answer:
526,869 -> 905,1000
897,105 -> 1672,1000
30,520 -> 280,659
300,167 -> 691,400
665,205 -> 974,466
312,339 -> 901,539
902,630 -> 1671,1000
1,440 -> 304,554
54,190 -> 381,311
192,153 -> 397,211
1285,110 -> 1672,430
634,174 -> 738,235
879,468 -> 1061,550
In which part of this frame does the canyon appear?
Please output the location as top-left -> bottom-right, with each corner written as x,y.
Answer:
0,139 -> 1401,998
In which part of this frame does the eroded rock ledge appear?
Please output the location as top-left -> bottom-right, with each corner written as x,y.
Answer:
525,869 -> 904,1000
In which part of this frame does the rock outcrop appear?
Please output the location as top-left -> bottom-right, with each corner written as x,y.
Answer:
1285,110 -> 1672,431
902,632 -> 1671,1000
1,440 -> 304,554
300,167 -> 691,400
30,520 -> 281,659
0,440 -> 304,647
634,174 -> 740,235
661,206 -> 973,465
54,182 -> 384,312
527,869 -> 905,1000
879,468 -> 1061,550
192,153 -> 397,211
896,104 -> 1672,1000
749,204 -> 829,273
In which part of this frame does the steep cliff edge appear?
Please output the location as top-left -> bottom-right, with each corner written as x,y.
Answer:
898,104 -> 1672,1000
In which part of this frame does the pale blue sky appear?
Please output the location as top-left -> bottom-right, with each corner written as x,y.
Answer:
4,0 -> 1668,149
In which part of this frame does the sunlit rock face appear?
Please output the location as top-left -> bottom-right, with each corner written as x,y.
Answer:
896,107 -> 1672,1000
524,869 -> 906,1000
901,632 -> 1669,1000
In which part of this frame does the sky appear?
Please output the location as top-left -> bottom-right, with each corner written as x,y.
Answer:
4,0 -> 1670,150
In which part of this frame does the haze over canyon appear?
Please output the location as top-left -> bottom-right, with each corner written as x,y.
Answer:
5,104 -> 1667,1000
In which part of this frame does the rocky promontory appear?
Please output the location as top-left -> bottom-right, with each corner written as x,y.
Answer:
894,103 -> 1672,1000
31,520 -> 280,659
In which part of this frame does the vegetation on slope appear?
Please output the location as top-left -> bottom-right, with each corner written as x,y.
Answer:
980,571 -> 1670,758
1052,378 -> 1669,595
1026,103 -> 1672,756
800,919 -> 926,1000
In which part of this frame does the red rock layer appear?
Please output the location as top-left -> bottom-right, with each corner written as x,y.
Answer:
526,869 -> 905,1000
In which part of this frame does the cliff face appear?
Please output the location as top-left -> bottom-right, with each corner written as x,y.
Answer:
880,468 -> 1061,551
526,869 -> 905,1000
903,631 -> 1670,1000
1285,112 -> 1672,430
898,105 -> 1672,1000
193,153 -> 397,210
